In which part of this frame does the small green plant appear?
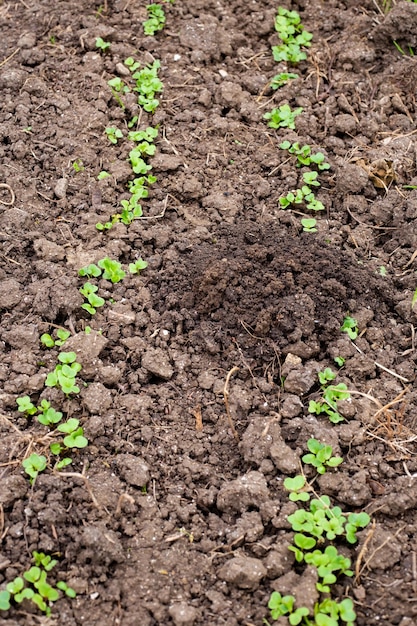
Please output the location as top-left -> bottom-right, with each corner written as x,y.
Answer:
129,258 -> 148,274
98,257 -> 126,283
108,76 -> 130,108
80,282 -> 105,315
72,159 -> 84,173
0,552 -> 76,616
302,438 -> 343,475
412,288 -> 417,310
79,263 -> 101,278
264,104 -> 303,130
36,400 -> 63,426
301,218 -> 317,233
143,3 -> 166,35
272,7 -> 313,64
308,368 -> 350,424
40,328 -> 71,348
57,418 -> 88,449
45,352 -> 82,395
341,315 -> 359,340
126,58 -> 163,113
279,183 -> 324,212
22,453 -> 47,483
280,141 -> 330,170
95,37 -> 110,51
270,72 -> 299,89
334,356 -> 345,367
267,442 -> 370,626
97,170 -> 111,180
105,126 -> 123,144
17,395 -> 37,416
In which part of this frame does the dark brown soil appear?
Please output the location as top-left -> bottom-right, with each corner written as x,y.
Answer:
1,0 -> 417,624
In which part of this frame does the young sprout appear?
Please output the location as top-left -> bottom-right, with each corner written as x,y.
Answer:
264,104 -> 303,129
95,37 -> 110,52
341,315 -> 359,340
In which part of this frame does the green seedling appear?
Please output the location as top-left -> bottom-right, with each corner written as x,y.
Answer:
97,170 -> 111,180
36,400 -> 63,426
79,263 -> 102,278
345,512 -> 371,544
309,369 -> 350,424
302,171 -> 320,187
128,59 -> 163,113
98,257 -> 126,283
105,126 -> 123,145
95,37 -> 110,51
57,418 -> 88,448
341,315 -> 359,340
268,592 -> 309,624
108,76 -> 130,109
334,356 -> 345,367
143,3 -> 166,35
302,438 -> 343,475
0,553 -> 76,616
80,282 -> 105,315
318,367 -> 336,385
22,453 -> 47,483
280,141 -> 330,170
56,581 -> 76,598
72,159 -> 84,173
17,395 -> 37,416
108,76 -> 129,94
264,104 -> 303,129
45,352 -> 82,395
272,7 -> 313,64
411,288 -> 417,310
129,258 -> 148,274
284,475 -> 310,502
280,184 -> 324,212
40,328 -> 70,348
270,72 -> 298,89
301,218 -> 317,233
128,115 -> 139,128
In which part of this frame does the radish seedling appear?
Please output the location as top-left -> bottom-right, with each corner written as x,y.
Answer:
105,126 -> 123,144
264,104 -> 302,129
341,315 -> 359,340
98,257 -> 126,283
45,352 -> 82,395
95,37 -> 110,52
270,72 -> 298,89
143,3 -> 166,35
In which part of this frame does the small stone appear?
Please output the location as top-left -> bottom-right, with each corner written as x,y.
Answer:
0,68 -> 28,90
168,602 -> 198,626
0,475 -> 28,506
218,556 -> 266,590
82,382 -> 112,414
33,238 -> 66,261
217,471 -> 269,513
152,154 -> 184,171
115,62 -> 131,77
12,140 -> 28,160
18,32 -> 37,48
98,365 -> 123,385
270,438 -> 299,474
115,453 -> 150,487
141,348 -> 174,380
54,178 -> 68,199
0,279 -> 23,309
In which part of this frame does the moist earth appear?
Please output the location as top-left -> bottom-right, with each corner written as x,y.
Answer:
1,0 -> 417,625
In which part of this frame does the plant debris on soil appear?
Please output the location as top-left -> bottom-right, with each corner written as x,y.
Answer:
1,0 -> 417,624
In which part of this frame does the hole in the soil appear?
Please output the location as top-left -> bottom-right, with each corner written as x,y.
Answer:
221,107 -> 230,116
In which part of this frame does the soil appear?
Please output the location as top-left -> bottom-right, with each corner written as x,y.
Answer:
1,0 -> 417,624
